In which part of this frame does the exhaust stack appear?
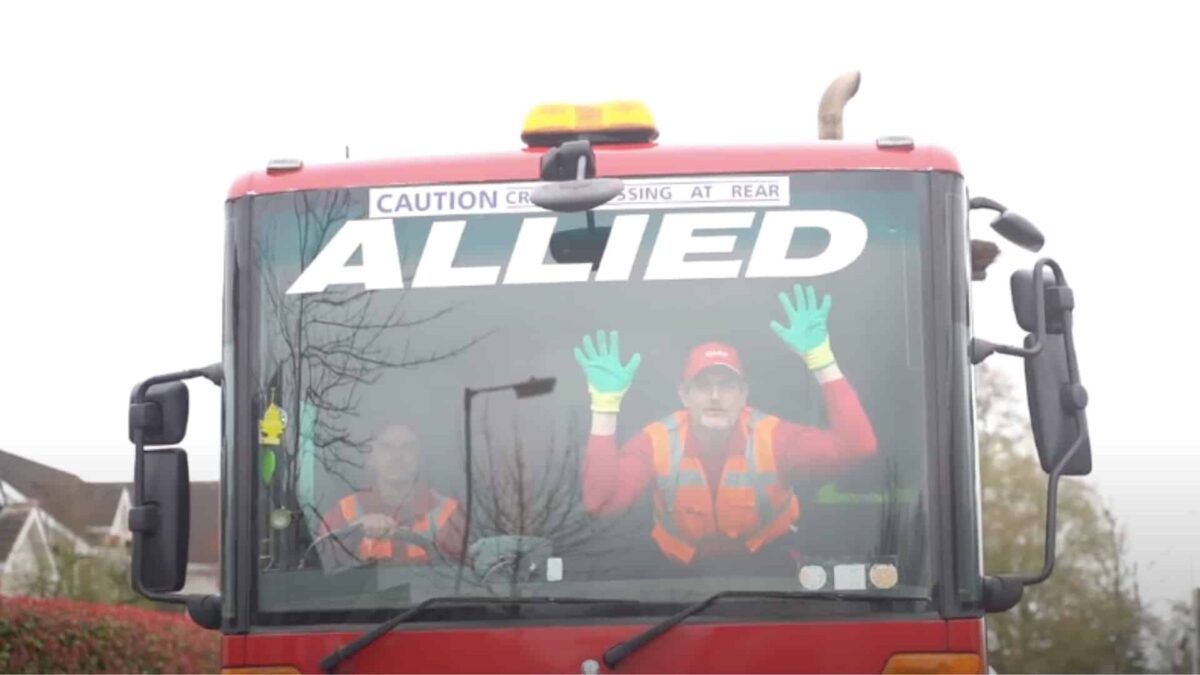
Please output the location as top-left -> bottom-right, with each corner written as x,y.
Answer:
818,71 -> 861,140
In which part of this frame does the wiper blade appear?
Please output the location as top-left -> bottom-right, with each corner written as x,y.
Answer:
321,595 -> 641,673
602,589 -> 932,670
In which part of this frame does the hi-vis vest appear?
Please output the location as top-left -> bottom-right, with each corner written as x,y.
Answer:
337,492 -> 458,563
646,409 -> 801,566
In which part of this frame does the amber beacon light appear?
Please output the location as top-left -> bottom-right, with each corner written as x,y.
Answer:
521,101 -> 658,147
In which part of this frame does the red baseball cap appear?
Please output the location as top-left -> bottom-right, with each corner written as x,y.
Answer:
682,342 -> 744,381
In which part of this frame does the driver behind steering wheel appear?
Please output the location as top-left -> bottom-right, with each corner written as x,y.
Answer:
318,423 -> 466,566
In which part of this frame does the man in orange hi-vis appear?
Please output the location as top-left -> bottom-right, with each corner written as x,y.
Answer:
319,423 -> 465,566
577,284 -> 878,569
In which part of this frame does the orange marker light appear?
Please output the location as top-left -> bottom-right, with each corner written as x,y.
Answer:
882,653 -> 984,674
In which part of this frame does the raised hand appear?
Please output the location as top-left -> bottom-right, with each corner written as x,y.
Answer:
769,283 -> 836,371
573,330 -> 642,413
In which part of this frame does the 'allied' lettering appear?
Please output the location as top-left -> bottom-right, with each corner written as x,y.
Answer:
285,209 -> 868,295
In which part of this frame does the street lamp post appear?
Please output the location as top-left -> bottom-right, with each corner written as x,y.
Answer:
455,376 -> 557,592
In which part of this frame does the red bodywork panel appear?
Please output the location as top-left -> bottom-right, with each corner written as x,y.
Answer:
227,143 -> 962,199
228,618 -> 984,673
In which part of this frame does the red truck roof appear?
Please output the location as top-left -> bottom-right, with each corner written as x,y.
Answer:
227,142 -> 962,199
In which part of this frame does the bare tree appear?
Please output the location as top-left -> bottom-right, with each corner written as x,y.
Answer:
449,405 -> 638,594
254,190 -> 491,567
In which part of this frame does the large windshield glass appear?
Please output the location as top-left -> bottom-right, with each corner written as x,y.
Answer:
248,171 -> 934,621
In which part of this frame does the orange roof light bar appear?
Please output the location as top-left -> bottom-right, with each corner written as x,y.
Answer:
521,101 -> 658,147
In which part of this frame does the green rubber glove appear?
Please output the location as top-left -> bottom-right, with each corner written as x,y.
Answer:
770,283 -> 836,370
573,330 -> 642,413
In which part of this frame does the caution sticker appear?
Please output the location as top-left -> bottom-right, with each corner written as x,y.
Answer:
368,175 -> 790,219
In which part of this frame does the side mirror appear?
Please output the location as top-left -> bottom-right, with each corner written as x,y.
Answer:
1024,332 -> 1092,476
129,381 -> 189,446
132,448 -> 191,593
990,211 -> 1044,253
1009,264 -> 1091,475
969,196 -> 1045,253
975,258 -> 1092,597
126,365 -> 220,624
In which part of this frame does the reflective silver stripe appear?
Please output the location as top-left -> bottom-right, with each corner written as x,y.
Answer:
425,496 -> 446,541
721,410 -> 775,524
658,414 -> 697,515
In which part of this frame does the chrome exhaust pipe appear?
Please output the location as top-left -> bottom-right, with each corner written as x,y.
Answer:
818,71 -> 861,140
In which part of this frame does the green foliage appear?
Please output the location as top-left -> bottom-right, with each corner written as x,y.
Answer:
18,540 -> 168,612
977,364 -> 1152,673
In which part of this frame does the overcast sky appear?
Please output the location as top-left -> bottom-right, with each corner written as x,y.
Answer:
1,1 -> 1197,608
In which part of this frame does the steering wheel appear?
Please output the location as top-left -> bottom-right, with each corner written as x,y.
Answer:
299,521 -> 441,570
468,535 -> 553,585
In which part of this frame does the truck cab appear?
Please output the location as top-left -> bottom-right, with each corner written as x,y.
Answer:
125,74 -> 1091,674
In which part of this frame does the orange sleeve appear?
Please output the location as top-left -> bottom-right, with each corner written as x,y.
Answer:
433,505 -> 467,562
318,500 -> 350,535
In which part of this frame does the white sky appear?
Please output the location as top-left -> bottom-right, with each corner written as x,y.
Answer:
1,1 -> 1197,609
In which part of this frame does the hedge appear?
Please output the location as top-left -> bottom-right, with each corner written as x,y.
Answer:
0,596 -> 219,673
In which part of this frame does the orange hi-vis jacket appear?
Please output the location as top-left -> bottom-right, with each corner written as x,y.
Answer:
646,408 -> 801,566
336,491 -> 459,563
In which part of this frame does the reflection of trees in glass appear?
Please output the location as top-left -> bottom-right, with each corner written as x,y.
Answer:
871,455 -> 926,587
256,190 -> 490,567
463,409 -> 631,592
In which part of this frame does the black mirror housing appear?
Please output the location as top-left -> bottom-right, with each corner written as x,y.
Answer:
133,448 -> 191,593
130,381 -> 189,446
991,211 -> 1044,252
1010,264 -> 1091,476
1011,269 -> 1074,335
1024,332 -> 1092,476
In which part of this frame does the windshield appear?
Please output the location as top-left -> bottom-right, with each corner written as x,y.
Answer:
247,171 -> 935,622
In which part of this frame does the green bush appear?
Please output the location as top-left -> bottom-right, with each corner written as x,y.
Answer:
0,595 -> 219,673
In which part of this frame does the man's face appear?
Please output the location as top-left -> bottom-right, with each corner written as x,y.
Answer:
679,366 -> 748,434
369,425 -> 420,492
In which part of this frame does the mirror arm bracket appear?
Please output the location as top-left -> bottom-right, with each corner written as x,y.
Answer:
982,575 -> 1025,613
969,256 -> 1066,365
128,402 -> 162,434
128,504 -> 160,534
969,336 -> 1044,365
185,594 -> 222,630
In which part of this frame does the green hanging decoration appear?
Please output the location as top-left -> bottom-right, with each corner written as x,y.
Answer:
261,448 -> 277,485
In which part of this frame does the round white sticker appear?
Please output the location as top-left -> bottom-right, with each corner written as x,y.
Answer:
798,565 -> 828,591
869,563 -> 899,589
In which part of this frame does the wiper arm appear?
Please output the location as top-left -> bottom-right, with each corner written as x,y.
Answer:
602,589 -> 932,670
321,595 -> 641,673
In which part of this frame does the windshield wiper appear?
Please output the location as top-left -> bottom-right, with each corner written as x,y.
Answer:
320,595 -> 642,673
602,589 -> 932,670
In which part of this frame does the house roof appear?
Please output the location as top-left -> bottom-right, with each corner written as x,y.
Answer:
188,481 -> 220,565
0,448 -> 219,563
0,503 -> 34,561
0,448 -> 122,538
